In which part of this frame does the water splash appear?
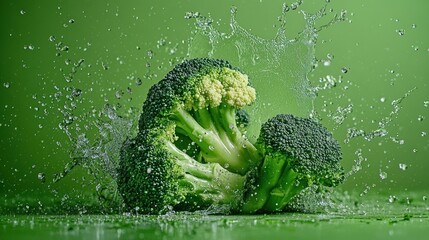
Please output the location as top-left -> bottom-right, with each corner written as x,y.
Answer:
187,3 -> 347,133
344,87 -> 416,144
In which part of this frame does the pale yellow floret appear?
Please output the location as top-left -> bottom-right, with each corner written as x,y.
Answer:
183,68 -> 256,110
194,76 -> 224,109
220,68 -> 256,108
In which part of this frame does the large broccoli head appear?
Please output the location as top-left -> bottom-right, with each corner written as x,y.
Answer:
118,58 -> 261,214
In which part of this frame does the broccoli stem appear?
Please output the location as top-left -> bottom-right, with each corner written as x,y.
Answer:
166,141 -> 245,206
262,164 -> 309,212
172,105 -> 261,175
241,153 -> 288,213
166,141 -> 213,180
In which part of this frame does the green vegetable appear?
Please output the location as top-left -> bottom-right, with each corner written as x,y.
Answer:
117,58 -> 261,214
118,58 -> 344,214
242,114 -> 344,213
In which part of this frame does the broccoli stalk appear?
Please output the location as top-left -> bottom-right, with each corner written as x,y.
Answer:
261,163 -> 309,211
166,141 -> 246,207
171,104 -> 260,175
242,114 -> 344,213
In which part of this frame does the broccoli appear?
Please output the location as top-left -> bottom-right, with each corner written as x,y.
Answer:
241,114 -> 344,213
117,58 -> 262,213
117,58 -> 344,214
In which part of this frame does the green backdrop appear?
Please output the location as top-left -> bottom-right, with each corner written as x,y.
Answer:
1,0 -> 428,207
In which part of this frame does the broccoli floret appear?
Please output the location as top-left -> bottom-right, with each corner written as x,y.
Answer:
117,58 -> 261,213
242,114 -> 344,213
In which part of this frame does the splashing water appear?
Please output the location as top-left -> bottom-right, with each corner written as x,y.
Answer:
187,3 -> 347,134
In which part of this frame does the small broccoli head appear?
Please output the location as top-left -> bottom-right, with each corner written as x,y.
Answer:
242,114 -> 344,213
258,114 -> 344,187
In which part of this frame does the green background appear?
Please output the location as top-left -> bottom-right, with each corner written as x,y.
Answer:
1,0 -> 428,208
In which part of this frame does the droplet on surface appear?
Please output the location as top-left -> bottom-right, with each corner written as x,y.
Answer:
3,82 -> 10,88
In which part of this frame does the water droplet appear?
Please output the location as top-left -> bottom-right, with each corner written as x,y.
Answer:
20,10 -> 26,15
412,148 -> 418,153
323,60 -> 331,66
102,62 -> 108,70
388,195 -> 397,203
68,19 -> 75,24
135,78 -> 142,86
399,163 -> 408,170
380,97 -> 385,103
424,101 -> 429,107
147,50 -> 154,59
156,38 -> 167,48
115,90 -> 124,99
341,67 -> 349,74
38,172 -> 46,183
423,196 -> 428,201
421,132 -> 427,137
3,82 -> 10,88
208,145 -> 215,151
49,35 -> 56,42
72,88 -> 82,97
146,167 -> 152,174
411,23 -> 416,29
184,11 -> 201,19
417,115 -> 424,121
397,29 -> 405,36
230,6 -> 237,14
379,171 -> 387,180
